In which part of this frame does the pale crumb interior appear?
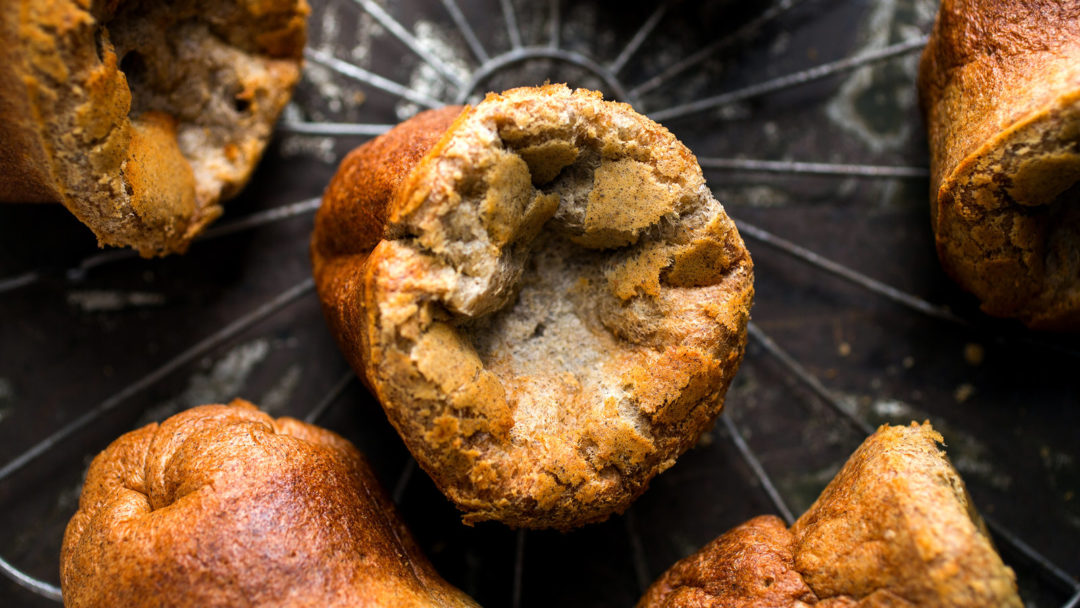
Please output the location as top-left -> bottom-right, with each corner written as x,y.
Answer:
966,100 -> 1080,314
104,2 -> 297,208
393,99 -> 740,454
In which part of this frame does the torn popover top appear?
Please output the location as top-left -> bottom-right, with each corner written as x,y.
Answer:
0,0 -> 308,256
313,85 -> 754,529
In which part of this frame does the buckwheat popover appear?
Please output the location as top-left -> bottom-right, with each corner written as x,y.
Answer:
638,423 -> 1022,607
312,85 -> 754,529
0,0 -> 309,256
919,0 -> 1080,329
61,401 -> 479,608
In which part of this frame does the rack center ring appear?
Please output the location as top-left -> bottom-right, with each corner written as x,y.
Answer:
453,47 -> 634,106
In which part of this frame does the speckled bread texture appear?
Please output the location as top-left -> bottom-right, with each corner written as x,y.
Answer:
918,0 -> 1080,329
312,85 -> 754,529
638,423 -> 1022,607
61,400 -> 480,608
0,0 -> 308,256
637,515 -> 819,607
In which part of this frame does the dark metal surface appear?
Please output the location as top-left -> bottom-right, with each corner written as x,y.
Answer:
1,0 -> 1078,606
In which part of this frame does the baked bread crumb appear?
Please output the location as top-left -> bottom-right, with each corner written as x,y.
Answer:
0,0 -> 308,256
312,85 -> 754,529
918,0 -> 1080,329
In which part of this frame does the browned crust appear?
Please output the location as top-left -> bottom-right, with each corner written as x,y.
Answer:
61,400 -> 479,608
791,423 -> 1020,607
0,0 -> 309,256
314,105 -> 466,262
0,6 -> 57,204
918,0 -> 1080,329
312,85 -> 754,529
638,423 -> 1022,608
636,515 -> 817,608
311,104 -> 465,398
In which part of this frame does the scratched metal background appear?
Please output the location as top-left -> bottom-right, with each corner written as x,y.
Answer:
1,0 -> 1078,606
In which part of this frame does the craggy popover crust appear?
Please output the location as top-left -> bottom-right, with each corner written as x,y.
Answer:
312,85 -> 754,529
918,0 -> 1080,329
638,423 -> 1022,608
61,401 -> 479,608
0,0 -> 308,256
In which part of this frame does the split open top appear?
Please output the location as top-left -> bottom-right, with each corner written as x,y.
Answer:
313,85 -> 754,528
0,0 -> 307,255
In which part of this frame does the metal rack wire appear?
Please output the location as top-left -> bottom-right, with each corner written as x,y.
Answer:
1,0 -> 1078,606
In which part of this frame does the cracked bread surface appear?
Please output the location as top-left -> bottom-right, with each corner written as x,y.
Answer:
637,423 -> 1022,608
61,400 -> 479,608
637,515 -> 818,608
0,0 -> 308,256
918,0 -> 1080,329
312,85 -> 754,529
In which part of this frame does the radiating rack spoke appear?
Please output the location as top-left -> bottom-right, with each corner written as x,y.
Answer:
737,219 -> 1080,359
747,321 -> 874,435
0,271 -> 40,294
0,278 -> 315,484
306,47 -> 445,109
701,158 -> 929,179
720,414 -> 796,525
748,321 -> 1080,600
608,2 -> 670,75
304,371 -> 356,424
391,459 -> 417,505
0,554 -> 61,602
981,513 -> 1080,597
623,508 -> 651,594
277,121 -> 393,137
649,36 -> 928,122
499,0 -> 524,50
0,197 -> 322,295
350,0 -> 467,89
734,219 -> 966,325
512,528 -> 526,608
548,0 -> 560,49
440,0 -> 490,63
1065,589 -> 1080,608
629,0 -> 801,98
198,197 -> 322,241
68,249 -> 139,278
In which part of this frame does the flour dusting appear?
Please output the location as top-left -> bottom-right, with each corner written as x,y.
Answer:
67,290 -> 166,312
396,20 -> 470,119
259,365 -> 302,415
137,339 -> 270,425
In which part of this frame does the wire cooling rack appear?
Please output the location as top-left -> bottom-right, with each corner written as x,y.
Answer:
1,0 -> 1078,606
